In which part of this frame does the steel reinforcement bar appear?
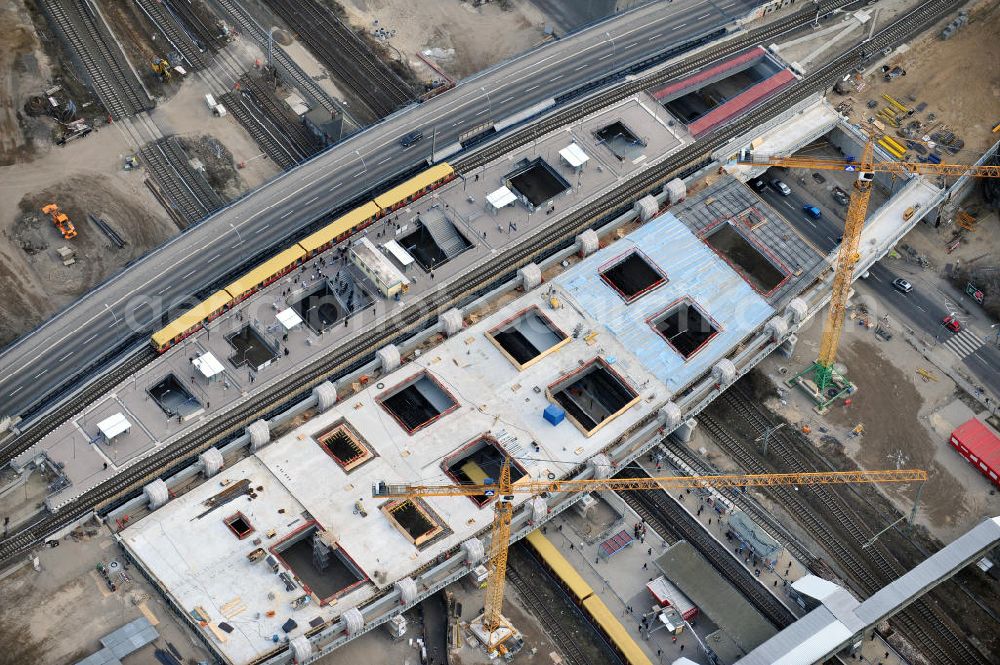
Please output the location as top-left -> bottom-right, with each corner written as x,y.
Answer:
0,0 -> 954,577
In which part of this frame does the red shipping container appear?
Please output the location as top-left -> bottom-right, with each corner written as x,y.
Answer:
949,418 -> 1000,486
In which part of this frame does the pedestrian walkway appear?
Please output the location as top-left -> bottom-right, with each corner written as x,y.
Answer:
942,329 -> 983,359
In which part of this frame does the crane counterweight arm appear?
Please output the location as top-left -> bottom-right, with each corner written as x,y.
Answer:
372,468 -> 928,499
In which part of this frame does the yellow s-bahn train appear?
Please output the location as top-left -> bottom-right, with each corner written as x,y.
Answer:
524,530 -> 654,665
151,164 -> 454,352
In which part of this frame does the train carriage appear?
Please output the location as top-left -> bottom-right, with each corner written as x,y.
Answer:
582,595 -> 655,665
524,530 -> 595,604
373,163 -> 455,213
151,290 -> 233,352
224,245 -> 307,303
298,202 -> 381,257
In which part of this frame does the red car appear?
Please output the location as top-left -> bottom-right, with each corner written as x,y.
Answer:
943,315 -> 961,332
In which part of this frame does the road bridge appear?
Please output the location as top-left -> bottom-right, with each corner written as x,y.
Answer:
0,0 -> 824,423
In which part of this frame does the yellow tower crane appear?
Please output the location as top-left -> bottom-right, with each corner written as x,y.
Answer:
738,131 -> 1000,408
373,459 -> 927,654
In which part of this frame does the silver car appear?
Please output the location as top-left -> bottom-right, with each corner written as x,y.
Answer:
891,278 -> 913,293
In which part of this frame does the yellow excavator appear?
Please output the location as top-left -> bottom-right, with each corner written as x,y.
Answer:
151,58 -> 172,81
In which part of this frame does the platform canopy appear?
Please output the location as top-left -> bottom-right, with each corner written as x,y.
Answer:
559,142 -> 590,169
96,413 -> 131,441
193,352 -> 225,379
486,186 -> 517,211
383,239 -> 415,267
276,307 -> 303,331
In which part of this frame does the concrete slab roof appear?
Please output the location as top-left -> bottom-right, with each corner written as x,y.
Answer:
554,210 -> 774,395
656,541 -> 776,661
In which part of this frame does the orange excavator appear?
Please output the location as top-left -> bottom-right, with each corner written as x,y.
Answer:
41,203 -> 77,240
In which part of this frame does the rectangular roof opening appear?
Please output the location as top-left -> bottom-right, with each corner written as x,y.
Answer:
505,157 -> 570,208
225,512 -> 254,540
272,524 -> 366,603
599,250 -> 667,303
549,358 -> 639,436
378,372 -> 459,434
381,498 -> 448,549
649,299 -> 720,359
443,436 -> 527,507
315,421 -> 374,472
704,222 -> 787,295
487,307 -> 569,370
594,120 -> 647,161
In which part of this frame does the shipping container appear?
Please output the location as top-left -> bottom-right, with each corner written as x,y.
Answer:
949,418 -> 1000,486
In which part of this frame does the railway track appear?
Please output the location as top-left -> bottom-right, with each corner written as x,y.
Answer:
698,386 -> 990,665
659,439 -> 817,568
507,544 -> 612,665
40,0 -> 150,119
164,0 -> 226,52
134,0 -> 207,71
263,0 -> 414,121
0,347 -> 156,467
138,137 -> 224,225
213,0 -> 340,115
0,0 -> 954,591
615,467 -> 797,631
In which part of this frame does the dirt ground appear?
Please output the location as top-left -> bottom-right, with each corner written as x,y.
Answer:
0,169 -> 176,347
0,517 -> 213,665
841,0 -> 1000,165
336,0 -> 548,80
757,303 -> 1000,543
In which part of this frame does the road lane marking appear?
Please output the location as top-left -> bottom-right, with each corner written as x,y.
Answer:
648,33 -> 662,40
624,42 -> 637,49
329,182 -> 342,191
599,53 -> 613,60
525,84 -> 539,92
280,210 -> 294,219
209,253 -> 221,262
498,96 -> 513,104
0,8 -> 697,384
474,109 -> 488,117
304,196 -> 318,205
254,225 -> 270,235
353,170 -> 365,177
550,74 -> 563,81
377,157 -> 392,165
698,12 -> 711,19
59,352 -> 73,361
9,386 -> 22,397
157,287 -> 168,295
575,64 -> 588,71
34,369 -> 48,378
184,270 -> 196,278
85,334 -> 97,343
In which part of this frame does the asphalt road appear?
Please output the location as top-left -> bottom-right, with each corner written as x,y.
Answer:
0,0 -> 771,421
756,178 -> 1000,398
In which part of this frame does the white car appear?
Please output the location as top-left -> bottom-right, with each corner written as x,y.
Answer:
771,179 -> 792,196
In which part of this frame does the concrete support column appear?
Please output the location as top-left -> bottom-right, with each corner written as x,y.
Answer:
633,195 -> 659,222
395,577 -> 417,605
517,263 -> 542,290
462,538 -> 485,565
247,420 -> 270,452
778,334 -> 798,358
312,381 -> 338,413
588,453 -> 613,479
143,479 -> 169,510
198,447 -> 224,478
290,636 -> 314,661
675,418 -> 698,443
439,308 -> 464,337
665,178 -> 686,204
576,229 -> 599,256
765,316 -> 789,343
658,402 -> 683,431
342,607 -> 364,636
712,358 -> 737,388
786,297 -> 808,325
377,344 -> 401,373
